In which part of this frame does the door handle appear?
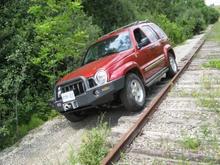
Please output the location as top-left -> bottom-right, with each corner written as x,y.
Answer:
149,45 -> 157,49
149,42 -> 160,49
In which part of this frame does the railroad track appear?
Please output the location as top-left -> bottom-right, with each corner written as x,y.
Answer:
102,27 -> 220,164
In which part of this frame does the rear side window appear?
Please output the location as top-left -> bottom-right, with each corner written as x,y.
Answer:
150,23 -> 167,39
141,26 -> 159,43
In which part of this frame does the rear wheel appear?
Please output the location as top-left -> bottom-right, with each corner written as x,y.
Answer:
120,73 -> 146,112
166,53 -> 178,78
63,111 -> 87,122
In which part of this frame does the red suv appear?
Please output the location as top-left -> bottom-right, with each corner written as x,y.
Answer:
52,21 -> 178,122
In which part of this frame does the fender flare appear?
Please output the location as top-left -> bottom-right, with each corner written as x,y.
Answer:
163,44 -> 176,65
109,61 -> 144,81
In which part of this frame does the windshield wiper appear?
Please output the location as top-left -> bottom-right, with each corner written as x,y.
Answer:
84,58 -> 96,65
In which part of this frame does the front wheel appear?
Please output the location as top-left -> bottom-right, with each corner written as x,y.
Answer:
166,53 -> 178,78
63,111 -> 87,122
120,73 -> 146,112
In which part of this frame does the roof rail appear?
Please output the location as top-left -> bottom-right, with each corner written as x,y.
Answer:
101,20 -> 149,38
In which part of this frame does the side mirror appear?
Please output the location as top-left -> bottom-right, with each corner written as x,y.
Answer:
138,37 -> 150,49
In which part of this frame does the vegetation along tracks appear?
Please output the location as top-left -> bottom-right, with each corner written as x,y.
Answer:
102,25 -> 220,165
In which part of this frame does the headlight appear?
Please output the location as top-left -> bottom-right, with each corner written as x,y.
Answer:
57,87 -> 62,98
94,70 -> 108,85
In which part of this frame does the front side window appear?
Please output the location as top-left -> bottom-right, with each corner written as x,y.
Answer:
83,32 -> 132,65
134,28 -> 148,44
134,28 -> 150,45
141,26 -> 159,43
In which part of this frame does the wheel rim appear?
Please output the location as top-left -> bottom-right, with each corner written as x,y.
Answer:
169,56 -> 177,73
130,79 -> 144,104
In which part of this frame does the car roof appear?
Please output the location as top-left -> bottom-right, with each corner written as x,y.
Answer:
97,20 -> 152,42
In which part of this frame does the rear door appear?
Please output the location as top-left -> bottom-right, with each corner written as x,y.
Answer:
149,23 -> 168,68
140,25 -> 165,73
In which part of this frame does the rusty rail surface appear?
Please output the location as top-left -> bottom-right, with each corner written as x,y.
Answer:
101,35 -> 208,165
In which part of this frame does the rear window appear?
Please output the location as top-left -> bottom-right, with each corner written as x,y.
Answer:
150,23 -> 167,39
141,26 -> 159,43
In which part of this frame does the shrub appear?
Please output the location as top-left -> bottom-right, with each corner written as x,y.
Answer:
69,119 -> 109,165
137,13 -> 186,45
182,137 -> 201,150
153,14 -> 186,45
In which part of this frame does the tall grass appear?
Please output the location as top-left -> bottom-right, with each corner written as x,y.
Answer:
208,20 -> 220,41
69,116 -> 110,165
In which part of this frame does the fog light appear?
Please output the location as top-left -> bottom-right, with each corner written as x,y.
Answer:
63,103 -> 72,111
94,90 -> 100,96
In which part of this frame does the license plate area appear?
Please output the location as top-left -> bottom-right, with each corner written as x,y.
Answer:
61,91 -> 75,103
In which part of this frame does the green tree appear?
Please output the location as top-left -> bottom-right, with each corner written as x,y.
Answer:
29,0 -> 101,85
82,0 -> 135,33
0,0 -> 101,150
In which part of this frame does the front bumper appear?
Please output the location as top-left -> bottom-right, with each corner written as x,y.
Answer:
52,77 -> 125,113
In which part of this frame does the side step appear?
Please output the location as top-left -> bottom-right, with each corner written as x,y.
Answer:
145,67 -> 169,87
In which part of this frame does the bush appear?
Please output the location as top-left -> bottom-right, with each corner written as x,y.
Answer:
152,14 -> 186,45
82,0 -> 135,33
69,119 -> 109,165
203,7 -> 219,24
136,13 -> 186,45
17,115 -> 44,138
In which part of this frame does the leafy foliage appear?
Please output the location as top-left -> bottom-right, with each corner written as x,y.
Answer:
182,136 -> 201,150
203,59 -> 220,69
82,0 -> 135,33
0,0 -> 100,150
29,0 -> 101,84
69,119 -> 109,165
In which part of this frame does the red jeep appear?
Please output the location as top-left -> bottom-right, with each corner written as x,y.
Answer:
52,21 -> 178,122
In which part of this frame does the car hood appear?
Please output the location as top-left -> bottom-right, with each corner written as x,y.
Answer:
57,52 -> 123,85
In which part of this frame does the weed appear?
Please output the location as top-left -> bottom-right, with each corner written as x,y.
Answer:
192,75 -> 220,113
169,89 -> 192,97
18,115 -> 44,138
181,136 -> 201,150
203,59 -> 220,70
68,115 -> 110,165
178,160 -> 191,165
208,21 -> 220,42
113,152 -> 130,165
201,125 -> 211,137
201,76 -> 212,89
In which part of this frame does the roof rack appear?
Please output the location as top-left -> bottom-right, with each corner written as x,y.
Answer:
100,19 -> 150,39
117,19 -> 149,31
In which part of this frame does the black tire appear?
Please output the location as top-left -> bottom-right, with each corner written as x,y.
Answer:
166,53 -> 178,78
63,111 -> 87,122
120,73 -> 146,112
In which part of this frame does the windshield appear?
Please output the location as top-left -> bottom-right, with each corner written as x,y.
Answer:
83,32 -> 132,65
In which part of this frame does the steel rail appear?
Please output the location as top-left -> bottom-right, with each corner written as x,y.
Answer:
101,34 -> 208,165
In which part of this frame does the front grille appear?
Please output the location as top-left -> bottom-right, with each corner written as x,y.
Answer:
61,80 -> 86,97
